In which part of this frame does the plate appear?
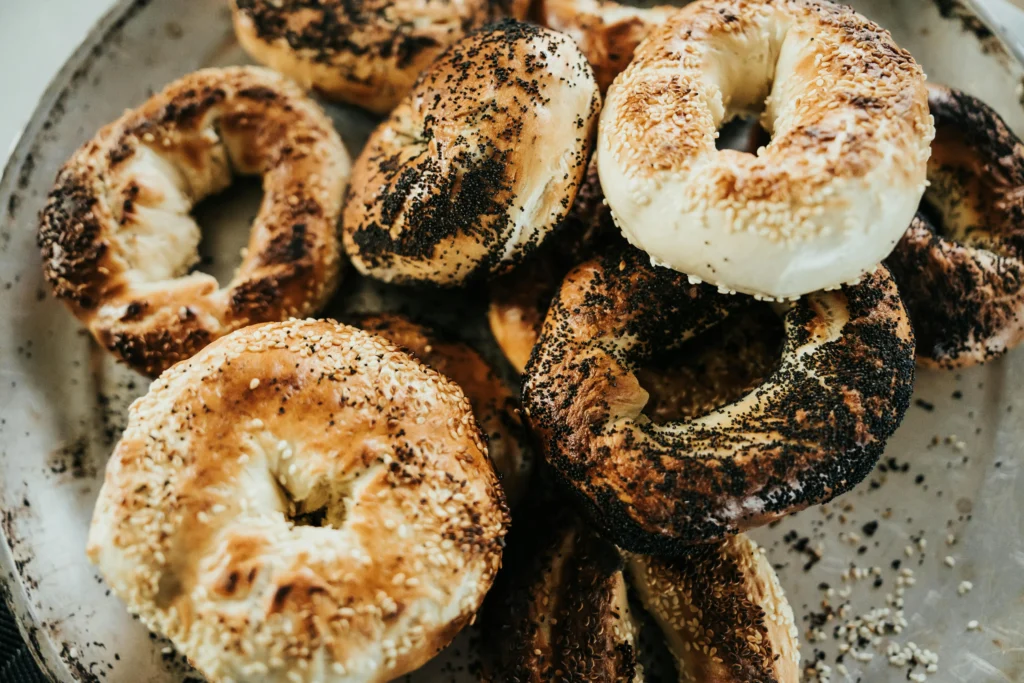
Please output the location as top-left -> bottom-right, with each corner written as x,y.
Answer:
2,1 -> 1024,681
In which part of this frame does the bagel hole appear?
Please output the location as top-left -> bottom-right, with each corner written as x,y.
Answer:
635,303 -> 784,425
716,117 -> 771,155
191,176 -> 263,287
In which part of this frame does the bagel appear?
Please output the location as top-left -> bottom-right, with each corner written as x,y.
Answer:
488,120 -> 768,373
356,313 -> 533,506
886,85 -> 1024,368
536,0 -> 676,92
484,506 -> 799,681
231,0 -> 525,115
522,245 -> 915,555
86,319 -> 509,683
597,0 -> 934,300
38,67 -> 350,377
342,20 -> 601,286
487,158 -> 611,373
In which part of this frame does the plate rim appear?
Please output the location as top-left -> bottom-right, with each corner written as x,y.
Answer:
0,3 -> 152,680
2,1 -> 1024,681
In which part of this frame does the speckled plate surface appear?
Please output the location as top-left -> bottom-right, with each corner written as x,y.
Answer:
2,1 -> 1024,681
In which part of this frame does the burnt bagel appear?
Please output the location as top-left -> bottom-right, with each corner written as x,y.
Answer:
522,245 -> 916,555
886,84 -> 1024,368
483,506 -> 799,682
231,0 -> 526,114
38,67 -> 350,377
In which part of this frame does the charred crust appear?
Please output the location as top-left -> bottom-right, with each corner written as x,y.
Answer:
886,85 -> 1024,367
37,168 -> 108,309
101,324 -> 212,378
36,67 -> 346,377
523,245 -> 914,554
234,0 -> 463,71
482,506 -> 639,682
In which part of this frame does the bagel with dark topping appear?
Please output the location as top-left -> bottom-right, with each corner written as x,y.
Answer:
342,20 -> 601,286
484,505 -> 799,681
522,245 -> 915,555
38,67 -> 350,377
231,0 -> 525,114
356,313 -> 533,506
886,84 -> 1024,368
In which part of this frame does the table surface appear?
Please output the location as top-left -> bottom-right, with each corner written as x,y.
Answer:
1,0 -> 1023,681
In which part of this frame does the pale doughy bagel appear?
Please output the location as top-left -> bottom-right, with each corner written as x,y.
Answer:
342,20 -> 601,286
886,85 -> 1024,368
231,0 -> 525,115
484,505 -> 798,681
38,67 -> 350,377
522,245 -> 915,555
537,0 -> 677,92
86,319 -> 509,683
357,313 -> 533,506
597,0 -> 934,300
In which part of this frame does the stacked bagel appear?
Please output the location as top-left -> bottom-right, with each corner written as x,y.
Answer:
37,0 -> 1024,681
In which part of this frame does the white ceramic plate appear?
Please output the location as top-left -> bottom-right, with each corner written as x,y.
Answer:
2,1 -> 1024,681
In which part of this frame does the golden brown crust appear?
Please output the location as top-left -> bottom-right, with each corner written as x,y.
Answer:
86,319 -> 509,683
38,67 -> 350,377
231,0 -> 523,114
627,535 -> 800,682
537,0 -> 677,92
522,245 -> 916,555
886,84 -> 1024,368
356,313 -> 533,506
342,20 -> 601,286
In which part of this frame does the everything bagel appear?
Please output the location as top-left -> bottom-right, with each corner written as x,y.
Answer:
38,67 -> 350,376
357,313 -> 533,506
231,0 -> 523,114
485,506 -> 799,681
87,319 -> 509,683
597,0 -> 933,300
522,245 -> 915,555
886,85 -> 1024,368
342,20 -> 601,286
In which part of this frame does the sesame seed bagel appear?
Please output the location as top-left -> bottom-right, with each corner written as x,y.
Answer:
536,0 -> 677,92
38,67 -> 350,377
484,505 -> 798,681
522,245 -> 915,555
342,20 -> 601,286
231,0 -> 525,115
597,0 -> 934,300
886,85 -> 1024,368
86,319 -> 509,683
356,313 -> 533,506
